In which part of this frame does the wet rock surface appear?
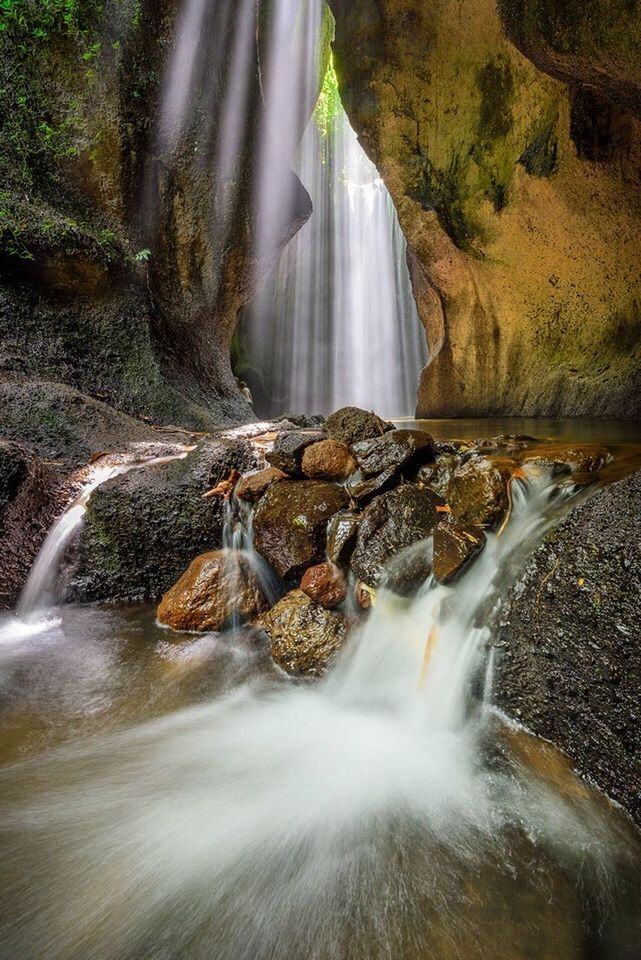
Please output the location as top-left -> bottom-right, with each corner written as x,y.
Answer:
157,550 -> 268,632
0,378 -> 163,469
444,459 -> 511,529
433,521 -> 486,584
323,406 -> 393,446
352,429 -> 435,477
301,439 -> 357,480
0,440 -> 67,609
265,431 -> 324,475
72,436 -> 260,602
496,469 -> 641,827
257,589 -> 349,676
253,479 -> 349,581
326,510 -> 361,566
345,465 -> 398,505
350,485 -> 445,590
300,562 -> 347,609
235,466 -> 287,503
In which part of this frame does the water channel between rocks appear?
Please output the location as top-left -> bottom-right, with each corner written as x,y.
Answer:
0,419 -> 640,960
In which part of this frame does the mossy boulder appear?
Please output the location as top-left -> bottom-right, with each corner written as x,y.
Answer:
71,436 -> 260,601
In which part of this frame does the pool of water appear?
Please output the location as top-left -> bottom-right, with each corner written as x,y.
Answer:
1,421 -> 640,960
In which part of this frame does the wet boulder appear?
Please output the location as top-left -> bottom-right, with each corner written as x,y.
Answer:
72,435 -> 260,602
235,466 -> 287,503
415,453 -> 461,498
350,484 -> 445,590
257,589 -> 349,676
253,479 -> 349,580
326,510 -> 361,566
445,458 -> 511,529
345,465 -> 398,504
265,430 -> 323,476
433,521 -> 486,584
323,406 -> 394,446
352,428 -> 435,477
301,439 -> 357,480
157,549 -> 268,632
301,561 -> 347,609
521,443 -> 611,475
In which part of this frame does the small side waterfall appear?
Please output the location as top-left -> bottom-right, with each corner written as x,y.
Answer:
244,66 -> 427,418
17,465 -> 127,624
4,450 -> 191,640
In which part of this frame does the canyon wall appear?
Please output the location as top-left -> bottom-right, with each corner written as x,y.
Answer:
329,0 -> 641,417
0,0 -> 323,428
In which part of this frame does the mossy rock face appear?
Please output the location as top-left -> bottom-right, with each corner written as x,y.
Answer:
0,0 -> 316,427
71,437 -> 261,602
329,0 -> 641,418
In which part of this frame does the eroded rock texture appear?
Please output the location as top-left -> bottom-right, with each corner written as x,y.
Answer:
497,470 -> 641,826
0,0 -> 324,427
329,0 -> 641,417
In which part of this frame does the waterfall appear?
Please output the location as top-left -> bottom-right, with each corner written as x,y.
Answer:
2,464 -> 633,960
244,73 -> 427,419
2,450 -> 191,642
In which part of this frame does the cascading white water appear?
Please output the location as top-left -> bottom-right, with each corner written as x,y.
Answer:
2,451 -> 192,642
16,465 -> 127,625
1,464 -> 634,960
245,81 -> 427,418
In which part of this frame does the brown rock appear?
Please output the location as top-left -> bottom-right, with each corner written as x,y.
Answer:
235,466 -> 287,503
433,521 -> 486,584
416,454 -> 461,498
301,561 -> 347,609
350,484 -> 445,590
257,589 -> 348,676
522,443 -> 611,475
352,428 -> 435,477
253,479 -> 349,580
265,430 -> 324,475
157,550 -> 268,632
327,510 -> 361,565
301,439 -> 357,480
445,459 -> 510,529
345,465 -> 398,504
323,406 -> 394,446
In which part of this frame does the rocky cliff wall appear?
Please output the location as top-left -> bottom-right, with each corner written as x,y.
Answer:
329,0 -> 641,417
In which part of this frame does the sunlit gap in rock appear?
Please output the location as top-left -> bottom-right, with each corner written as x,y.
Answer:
243,56 -> 427,419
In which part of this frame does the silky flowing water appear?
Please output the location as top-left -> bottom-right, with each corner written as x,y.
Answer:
0,426 -> 640,960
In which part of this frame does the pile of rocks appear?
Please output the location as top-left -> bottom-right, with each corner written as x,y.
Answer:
157,406 -> 610,676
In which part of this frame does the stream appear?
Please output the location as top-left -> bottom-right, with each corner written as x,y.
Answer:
0,423 -> 640,959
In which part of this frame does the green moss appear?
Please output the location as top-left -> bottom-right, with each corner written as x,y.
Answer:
477,57 -> 514,144
518,119 -> 558,177
314,53 -> 342,139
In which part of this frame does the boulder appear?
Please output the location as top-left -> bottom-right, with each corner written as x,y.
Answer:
72,435 -> 260,602
235,466 -> 287,503
415,454 -> 461,499
301,561 -> 347,609
265,430 -> 324,476
326,510 -> 361,566
253,479 -> 349,580
301,439 -> 357,480
323,406 -> 393,446
350,485 -> 445,590
496,469 -> 641,827
521,443 -> 611,475
445,459 -> 510,529
352,428 -> 435,477
345,465 -> 398,504
433,521 -> 486,584
157,550 -> 268,632
257,589 -> 349,676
